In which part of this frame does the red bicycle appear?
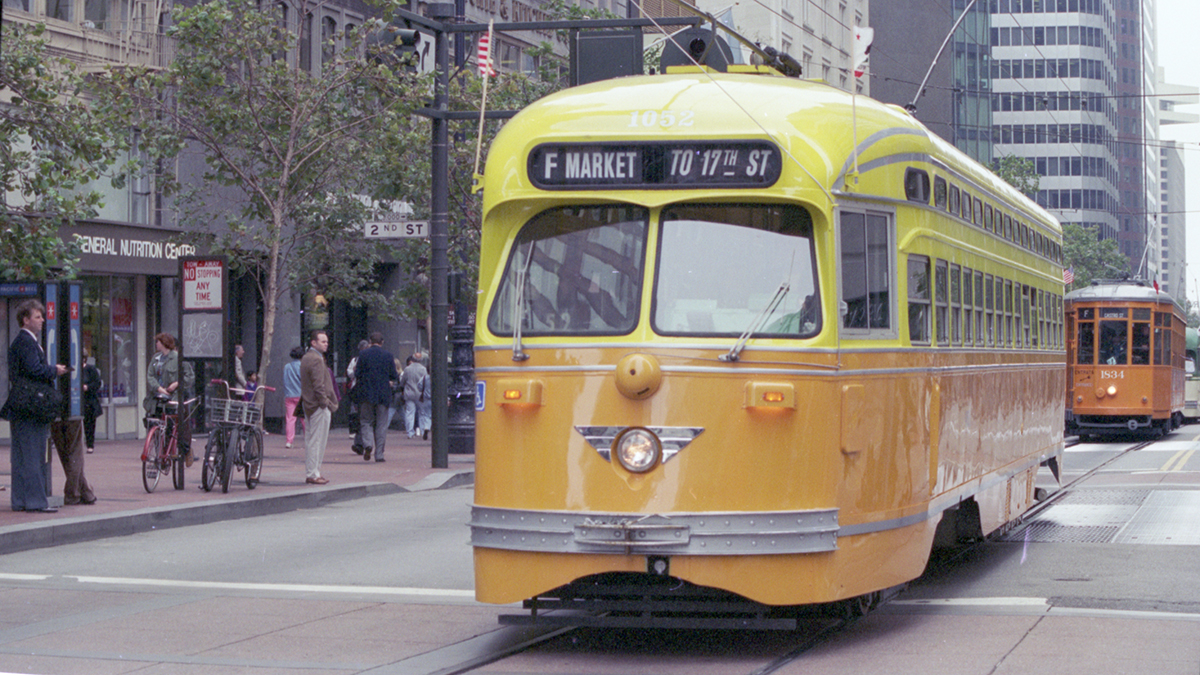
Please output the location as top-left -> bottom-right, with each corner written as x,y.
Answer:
141,393 -> 199,493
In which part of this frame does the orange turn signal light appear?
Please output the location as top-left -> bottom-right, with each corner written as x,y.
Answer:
497,378 -> 543,406
744,382 -> 795,409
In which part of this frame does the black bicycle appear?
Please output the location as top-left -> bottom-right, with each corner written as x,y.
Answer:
202,380 -> 271,493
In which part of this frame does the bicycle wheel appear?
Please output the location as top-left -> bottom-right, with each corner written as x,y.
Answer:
201,430 -> 224,492
220,431 -> 235,493
244,430 -> 263,489
172,446 -> 185,490
142,425 -> 162,493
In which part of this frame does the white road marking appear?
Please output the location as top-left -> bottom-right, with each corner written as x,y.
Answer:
0,572 -> 475,598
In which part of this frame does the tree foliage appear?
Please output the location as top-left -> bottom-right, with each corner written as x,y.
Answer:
0,22 -> 127,281
94,0 -> 422,383
993,154 -> 1039,198
365,24 -> 578,316
1062,222 -> 1129,292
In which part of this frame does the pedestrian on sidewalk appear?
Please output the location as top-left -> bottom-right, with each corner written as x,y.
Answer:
419,360 -> 432,440
346,338 -> 369,454
243,370 -> 258,401
145,333 -> 195,466
300,330 -> 337,485
82,350 -> 102,453
397,353 -> 428,439
354,332 -> 398,462
1,299 -> 70,513
233,344 -> 247,388
282,346 -> 304,449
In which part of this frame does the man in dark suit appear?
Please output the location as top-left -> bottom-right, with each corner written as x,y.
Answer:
354,332 -> 398,462
2,299 -> 69,513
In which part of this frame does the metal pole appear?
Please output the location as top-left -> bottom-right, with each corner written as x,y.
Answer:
905,0 -> 977,114
429,4 -> 453,469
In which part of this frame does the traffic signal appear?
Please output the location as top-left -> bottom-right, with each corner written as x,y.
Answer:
368,23 -> 427,71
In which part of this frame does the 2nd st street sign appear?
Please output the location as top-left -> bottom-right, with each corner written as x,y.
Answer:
364,218 -> 430,238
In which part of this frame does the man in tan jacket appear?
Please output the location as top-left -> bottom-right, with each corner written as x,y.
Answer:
300,330 -> 338,484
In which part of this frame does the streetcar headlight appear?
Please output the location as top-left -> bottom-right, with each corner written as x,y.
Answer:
1107,385 -> 1117,396
614,428 -> 661,473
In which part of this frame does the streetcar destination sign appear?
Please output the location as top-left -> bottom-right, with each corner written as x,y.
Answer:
528,141 -> 782,190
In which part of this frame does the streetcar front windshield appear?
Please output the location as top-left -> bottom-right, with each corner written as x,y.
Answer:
653,204 -> 820,337
488,205 -> 648,336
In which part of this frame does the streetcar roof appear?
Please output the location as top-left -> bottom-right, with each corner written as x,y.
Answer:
482,72 -> 1058,232
1065,280 -> 1183,311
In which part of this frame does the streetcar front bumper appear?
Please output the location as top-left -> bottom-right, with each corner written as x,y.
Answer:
470,505 -> 839,555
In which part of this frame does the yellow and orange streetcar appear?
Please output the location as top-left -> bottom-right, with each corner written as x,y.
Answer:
470,39 -> 1065,628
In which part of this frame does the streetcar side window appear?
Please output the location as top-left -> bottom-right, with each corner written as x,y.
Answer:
1005,279 -> 1014,347
934,177 -> 948,209
950,264 -> 962,345
654,204 -> 820,338
962,268 -> 974,345
907,255 -> 931,345
905,168 -> 930,203
840,210 -> 892,334
487,205 -> 648,336
974,270 -> 985,346
1132,320 -> 1151,365
1155,312 -> 1171,365
1078,321 -> 1094,364
935,260 -> 949,345
985,274 -> 995,347
949,185 -> 961,215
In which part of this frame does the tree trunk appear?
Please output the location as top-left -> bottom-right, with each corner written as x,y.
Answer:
256,211 -> 284,390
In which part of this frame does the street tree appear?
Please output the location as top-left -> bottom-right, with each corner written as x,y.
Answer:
993,154 -> 1039,198
94,0 -> 421,384
1,22 -> 127,281
1062,222 -> 1129,291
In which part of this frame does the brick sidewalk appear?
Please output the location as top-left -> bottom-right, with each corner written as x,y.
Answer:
0,424 -> 474,538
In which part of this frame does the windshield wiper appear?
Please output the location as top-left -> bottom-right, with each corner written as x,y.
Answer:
511,243 -> 534,362
719,281 -> 789,362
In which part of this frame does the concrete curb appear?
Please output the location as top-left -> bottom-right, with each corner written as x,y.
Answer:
0,472 -> 471,555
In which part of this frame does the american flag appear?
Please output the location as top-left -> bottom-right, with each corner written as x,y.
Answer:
1063,266 -> 1075,285
477,30 -> 496,78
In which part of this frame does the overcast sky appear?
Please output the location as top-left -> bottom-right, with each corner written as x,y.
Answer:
1155,0 -> 1200,302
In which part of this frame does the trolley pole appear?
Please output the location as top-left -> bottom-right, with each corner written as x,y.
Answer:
429,3 -> 453,469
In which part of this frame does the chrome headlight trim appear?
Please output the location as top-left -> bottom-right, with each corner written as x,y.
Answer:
614,427 -> 660,473
576,426 -> 703,464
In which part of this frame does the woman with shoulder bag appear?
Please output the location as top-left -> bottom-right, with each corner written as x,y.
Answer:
1,299 -> 70,513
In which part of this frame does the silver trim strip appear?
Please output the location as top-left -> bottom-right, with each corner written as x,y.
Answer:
470,505 -> 839,555
470,449 -> 1059,554
476,362 -> 1064,378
